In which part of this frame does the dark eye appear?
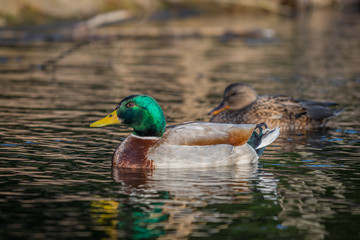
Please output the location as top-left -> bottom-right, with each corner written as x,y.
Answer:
229,92 -> 242,98
126,102 -> 135,108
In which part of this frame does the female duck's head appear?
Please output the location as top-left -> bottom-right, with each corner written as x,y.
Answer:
90,95 -> 166,137
209,83 -> 258,115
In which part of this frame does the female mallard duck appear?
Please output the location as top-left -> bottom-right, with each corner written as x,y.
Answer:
90,95 -> 279,169
209,83 -> 344,130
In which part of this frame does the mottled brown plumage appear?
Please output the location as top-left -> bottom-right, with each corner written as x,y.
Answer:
210,83 -> 344,130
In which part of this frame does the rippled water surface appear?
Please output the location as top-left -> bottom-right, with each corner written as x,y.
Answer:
1,11 -> 359,240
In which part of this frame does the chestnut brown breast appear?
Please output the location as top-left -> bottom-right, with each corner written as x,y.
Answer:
112,135 -> 160,169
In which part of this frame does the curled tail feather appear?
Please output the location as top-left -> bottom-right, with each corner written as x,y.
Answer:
247,123 -> 280,156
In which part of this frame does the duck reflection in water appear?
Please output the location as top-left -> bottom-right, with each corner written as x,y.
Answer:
108,164 -> 275,239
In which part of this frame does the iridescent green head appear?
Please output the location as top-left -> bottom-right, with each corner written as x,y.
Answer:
90,95 -> 166,137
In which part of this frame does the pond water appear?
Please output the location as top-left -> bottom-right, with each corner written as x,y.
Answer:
0,10 -> 359,240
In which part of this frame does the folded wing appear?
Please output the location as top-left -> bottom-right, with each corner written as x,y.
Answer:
163,122 -> 257,146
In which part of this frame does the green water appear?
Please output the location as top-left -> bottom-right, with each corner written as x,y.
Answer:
0,11 -> 359,239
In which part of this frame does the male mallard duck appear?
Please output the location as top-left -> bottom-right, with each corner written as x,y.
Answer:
90,95 -> 279,169
209,83 -> 344,130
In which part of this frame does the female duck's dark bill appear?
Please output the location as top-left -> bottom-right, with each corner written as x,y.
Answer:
90,110 -> 121,127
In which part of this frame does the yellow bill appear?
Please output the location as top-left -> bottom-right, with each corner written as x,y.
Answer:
90,110 -> 121,127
